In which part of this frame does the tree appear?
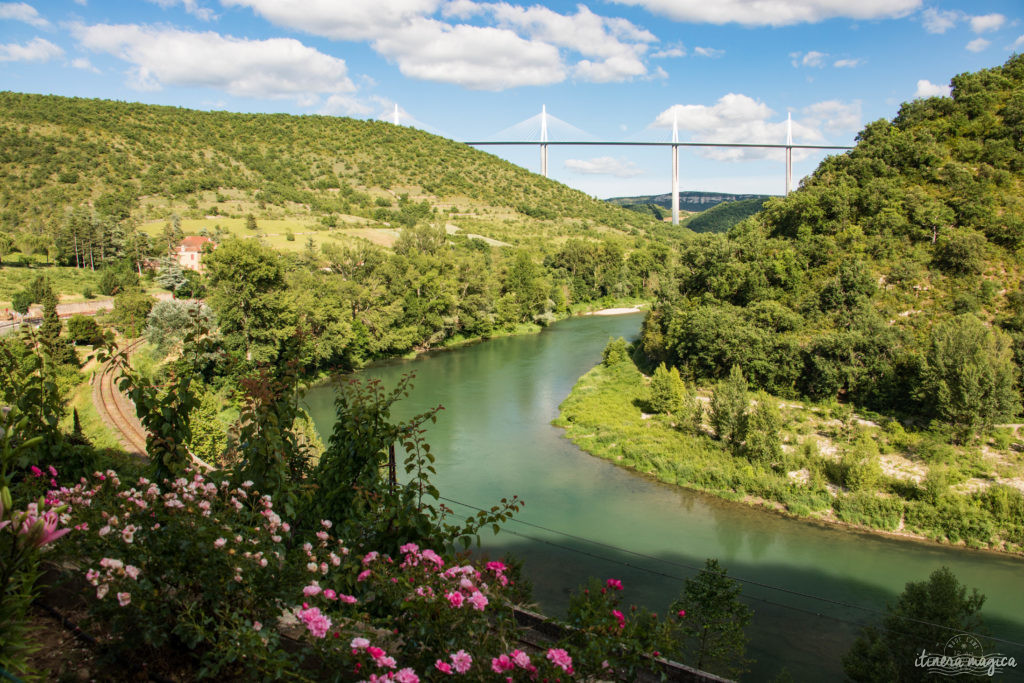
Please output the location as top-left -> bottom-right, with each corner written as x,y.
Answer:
602,337 -> 630,367
649,362 -> 684,414
111,289 -> 154,337
671,559 -> 752,679
744,391 -> 782,463
245,213 -> 258,231
924,314 -> 1019,442
709,365 -> 749,453
66,315 -> 102,346
843,567 -> 986,682
203,239 -> 287,365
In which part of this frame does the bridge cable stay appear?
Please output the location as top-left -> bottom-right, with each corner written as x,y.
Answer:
438,495 -> 1024,649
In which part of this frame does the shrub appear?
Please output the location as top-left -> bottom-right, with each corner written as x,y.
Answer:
65,314 -> 102,346
602,336 -> 631,367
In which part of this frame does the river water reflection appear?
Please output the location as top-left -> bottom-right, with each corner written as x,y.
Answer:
304,313 -> 1024,680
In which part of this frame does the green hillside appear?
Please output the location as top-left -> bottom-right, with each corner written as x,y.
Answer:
607,191 -> 773,219
0,91 -> 664,251
682,197 -> 770,233
642,54 -> 1024,429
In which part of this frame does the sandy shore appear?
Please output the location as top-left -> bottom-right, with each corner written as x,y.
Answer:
587,306 -> 644,316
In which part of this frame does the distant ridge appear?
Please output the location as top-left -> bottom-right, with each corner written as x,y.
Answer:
606,191 -> 775,213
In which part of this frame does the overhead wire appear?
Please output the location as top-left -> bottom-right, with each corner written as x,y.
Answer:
439,495 -> 1024,649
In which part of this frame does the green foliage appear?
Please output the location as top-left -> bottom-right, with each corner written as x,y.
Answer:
10,289 -> 33,315
649,362 -> 685,414
204,239 -> 287,366
924,314 -> 1019,442
602,336 -> 630,367
188,388 -> 228,466
744,391 -> 782,464
145,299 -> 216,354
671,558 -> 752,679
684,197 -> 771,234
843,567 -> 986,682
66,314 -> 103,345
710,365 -> 749,453
110,288 -> 154,338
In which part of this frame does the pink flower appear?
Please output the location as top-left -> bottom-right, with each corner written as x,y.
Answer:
377,656 -> 397,669
351,637 -> 370,650
30,466 -> 43,477
338,594 -> 357,604
450,650 -> 472,674
323,589 -> 337,600
399,542 -> 419,554
96,584 -> 109,600
421,549 -> 443,567
491,655 -> 514,673
367,646 -> 386,660
124,565 -> 140,580
468,591 -> 488,611
510,650 -> 532,669
394,668 -> 419,683
606,578 -> 623,591
434,660 -> 453,675
612,609 -> 625,629
677,609 -> 686,618
297,605 -> 332,638
546,648 -> 573,673
303,582 -> 322,597
445,591 -> 464,608
253,621 -> 262,632
362,551 -> 379,565
357,569 -> 372,582
116,592 -> 131,606
214,537 -> 227,549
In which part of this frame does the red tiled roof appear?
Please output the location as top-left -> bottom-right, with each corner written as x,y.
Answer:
179,236 -> 214,252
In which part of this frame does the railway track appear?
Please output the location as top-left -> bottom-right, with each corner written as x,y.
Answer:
92,339 -> 148,457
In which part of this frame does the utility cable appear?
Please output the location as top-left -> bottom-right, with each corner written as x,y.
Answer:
440,495 -> 1024,649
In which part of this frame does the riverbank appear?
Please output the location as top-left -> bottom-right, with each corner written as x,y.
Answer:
554,357 -> 1024,557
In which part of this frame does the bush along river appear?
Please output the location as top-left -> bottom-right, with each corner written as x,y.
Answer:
303,313 -> 1024,681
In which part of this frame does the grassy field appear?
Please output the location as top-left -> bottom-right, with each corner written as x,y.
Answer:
555,356 -> 1024,553
137,216 -> 399,252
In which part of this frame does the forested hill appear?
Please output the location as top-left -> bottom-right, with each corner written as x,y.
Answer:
642,54 -> 1024,433
0,91 -> 657,237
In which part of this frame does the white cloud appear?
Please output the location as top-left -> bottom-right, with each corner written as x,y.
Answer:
651,43 -> 685,58
801,99 -> 861,132
0,2 -> 49,27
833,58 -> 862,68
147,0 -> 215,21
966,37 -> 990,52
0,36 -> 63,62
791,50 -> 827,68
70,56 -> 100,73
693,46 -> 723,57
969,13 -> 1004,33
222,0 -> 443,41
564,156 -> 643,177
225,0 -> 658,88
320,94 -> 376,117
921,8 -> 959,34
650,94 -> 825,161
915,78 -> 950,97
71,24 -> 355,101
607,0 -> 920,27
373,18 -> 565,90
482,3 -> 653,82
1014,35 -> 1024,49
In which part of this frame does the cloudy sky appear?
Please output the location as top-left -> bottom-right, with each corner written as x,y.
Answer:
1,1 -> 1022,197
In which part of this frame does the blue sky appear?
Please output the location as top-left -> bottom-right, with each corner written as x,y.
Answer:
1,1 -> 1022,198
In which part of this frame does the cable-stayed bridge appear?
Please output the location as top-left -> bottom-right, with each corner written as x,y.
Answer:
380,105 -> 854,226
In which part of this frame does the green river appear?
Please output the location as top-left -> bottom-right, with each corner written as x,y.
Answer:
304,313 -> 1024,680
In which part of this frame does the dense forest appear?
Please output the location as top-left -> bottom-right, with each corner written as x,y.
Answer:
642,54 -> 1024,436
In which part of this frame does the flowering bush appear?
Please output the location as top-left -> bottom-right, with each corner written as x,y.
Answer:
51,464 -> 696,680
0,411 -> 71,676
53,467 -> 300,677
